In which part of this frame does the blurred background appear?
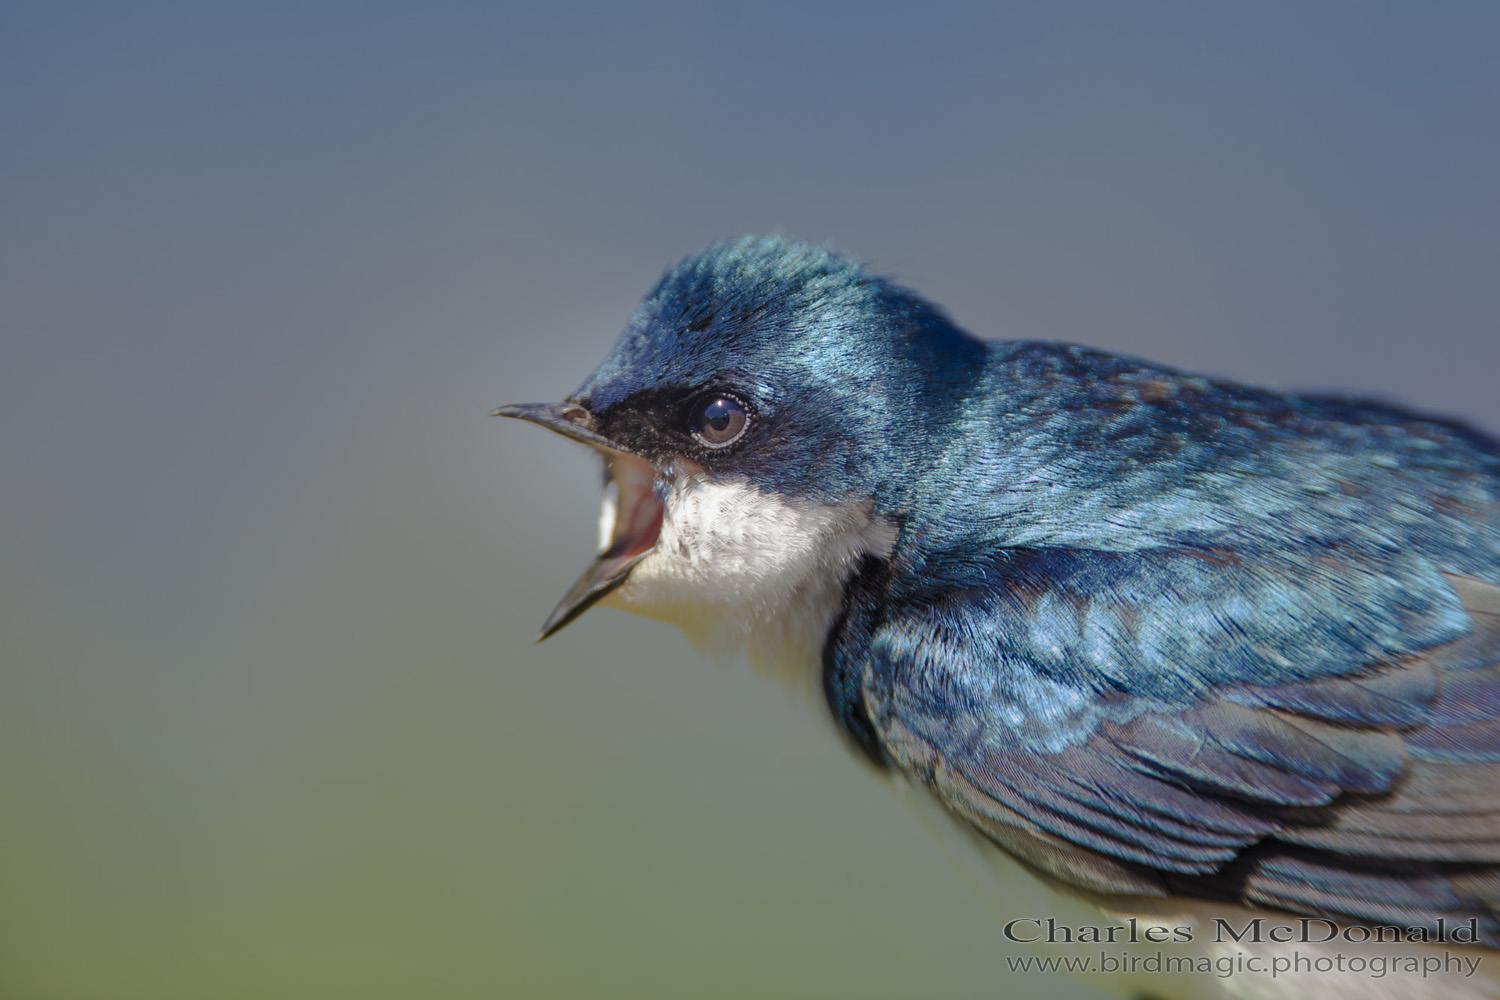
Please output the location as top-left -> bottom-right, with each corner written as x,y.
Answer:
3,3 -> 1498,998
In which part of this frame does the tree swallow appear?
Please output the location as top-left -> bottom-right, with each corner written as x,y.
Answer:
496,237 -> 1500,999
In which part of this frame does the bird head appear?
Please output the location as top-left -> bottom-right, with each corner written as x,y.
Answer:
496,236 -> 986,660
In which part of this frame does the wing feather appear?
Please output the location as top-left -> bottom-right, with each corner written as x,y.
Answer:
845,562 -> 1500,940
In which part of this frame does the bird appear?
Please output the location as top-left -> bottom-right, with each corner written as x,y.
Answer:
495,236 -> 1500,999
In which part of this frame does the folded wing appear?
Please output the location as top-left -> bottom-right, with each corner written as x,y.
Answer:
833,547 -> 1500,938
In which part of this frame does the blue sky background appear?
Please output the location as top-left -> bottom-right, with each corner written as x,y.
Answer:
4,4 -> 1499,998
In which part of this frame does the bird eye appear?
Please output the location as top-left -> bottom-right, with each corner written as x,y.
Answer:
691,395 -> 750,448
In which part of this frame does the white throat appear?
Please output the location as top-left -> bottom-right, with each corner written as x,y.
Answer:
599,469 -> 897,682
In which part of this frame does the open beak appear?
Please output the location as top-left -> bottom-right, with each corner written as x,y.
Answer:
492,402 -> 664,641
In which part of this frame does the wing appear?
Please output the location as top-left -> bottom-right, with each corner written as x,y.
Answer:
826,547 -> 1500,940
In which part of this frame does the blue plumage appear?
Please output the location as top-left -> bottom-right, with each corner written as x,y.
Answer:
497,236 -> 1500,944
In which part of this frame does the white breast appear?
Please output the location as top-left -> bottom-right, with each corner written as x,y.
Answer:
600,470 -> 896,682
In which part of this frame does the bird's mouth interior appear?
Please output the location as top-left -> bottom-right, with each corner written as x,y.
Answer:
490,401 -> 665,639
598,450 -> 664,571
532,448 -> 661,638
